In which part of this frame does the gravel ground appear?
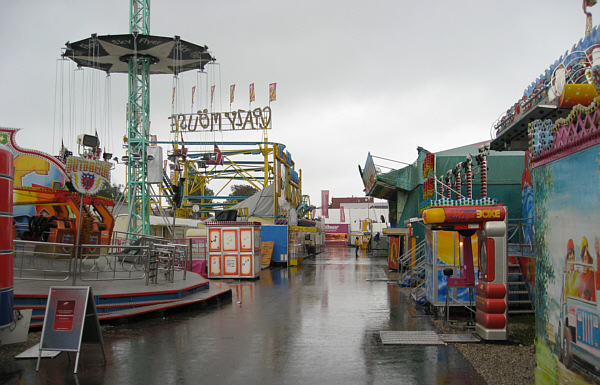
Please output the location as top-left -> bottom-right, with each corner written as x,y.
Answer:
431,316 -> 536,385
389,267 -> 537,385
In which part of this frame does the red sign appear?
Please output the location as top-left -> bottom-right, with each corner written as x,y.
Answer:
53,300 -> 75,331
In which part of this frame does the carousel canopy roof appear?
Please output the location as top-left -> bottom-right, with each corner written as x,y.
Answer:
63,34 -> 214,75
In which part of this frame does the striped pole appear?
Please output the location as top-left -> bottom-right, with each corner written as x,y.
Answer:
0,144 -> 14,329
465,156 -> 473,199
455,163 -> 461,199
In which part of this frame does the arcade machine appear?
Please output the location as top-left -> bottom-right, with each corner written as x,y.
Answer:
422,204 -> 508,340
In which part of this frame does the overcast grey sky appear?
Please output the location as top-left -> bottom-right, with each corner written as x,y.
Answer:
0,1 -> 597,203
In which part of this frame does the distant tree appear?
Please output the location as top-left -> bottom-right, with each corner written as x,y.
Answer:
96,181 -> 126,202
228,184 -> 259,203
204,186 -> 215,198
188,186 -> 215,204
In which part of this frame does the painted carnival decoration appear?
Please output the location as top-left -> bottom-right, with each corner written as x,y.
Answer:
1,128 -> 115,247
495,24 -> 600,135
419,145 -> 497,215
65,157 -> 111,195
526,59 -> 600,383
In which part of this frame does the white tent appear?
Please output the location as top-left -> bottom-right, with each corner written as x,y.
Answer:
231,184 -> 275,218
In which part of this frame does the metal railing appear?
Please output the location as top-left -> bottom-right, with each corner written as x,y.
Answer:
13,240 -> 75,281
507,218 -> 534,258
397,240 -> 427,287
76,243 -> 151,282
13,232 -> 192,286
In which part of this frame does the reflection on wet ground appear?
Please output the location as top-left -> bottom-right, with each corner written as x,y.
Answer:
4,246 -> 486,385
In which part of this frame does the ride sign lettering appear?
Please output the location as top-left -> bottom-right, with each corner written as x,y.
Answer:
169,106 -> 272,133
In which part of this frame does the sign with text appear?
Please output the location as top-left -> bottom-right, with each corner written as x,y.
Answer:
37,286 -> 105,374
53,300 -> 75,331
362,153 -> 377,193
260,241 -> 274,267
169,106 -> 272,133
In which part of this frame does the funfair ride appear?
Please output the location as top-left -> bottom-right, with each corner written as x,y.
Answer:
62,0 -> 214,235
162,110 -> 304,220
62,1 -> 307,228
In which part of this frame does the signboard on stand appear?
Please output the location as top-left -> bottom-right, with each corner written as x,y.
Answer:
36,286 -> 106,374
261,241 -> 274,267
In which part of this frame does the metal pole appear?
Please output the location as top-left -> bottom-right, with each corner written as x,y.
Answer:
72,193 -> 85,286
186,238 -> 192,280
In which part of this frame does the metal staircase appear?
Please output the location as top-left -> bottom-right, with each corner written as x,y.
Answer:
506,219 -> 535,315
162,169 -> 175,207
397,240 -> 428,307
507,262 -> 535,315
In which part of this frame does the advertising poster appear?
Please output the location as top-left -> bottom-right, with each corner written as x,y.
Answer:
53,300 -> 75,331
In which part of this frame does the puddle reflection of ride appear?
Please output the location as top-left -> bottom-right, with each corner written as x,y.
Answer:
558,259 -> 600,375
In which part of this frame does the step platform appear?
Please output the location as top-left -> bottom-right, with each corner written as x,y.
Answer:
380,330 -> 480,345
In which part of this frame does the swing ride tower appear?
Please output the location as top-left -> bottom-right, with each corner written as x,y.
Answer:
62,0 -> 214,234
127,0 -> 151,235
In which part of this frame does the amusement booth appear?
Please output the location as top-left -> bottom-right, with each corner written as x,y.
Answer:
384,227 -> 410,270
206,221 -> 262,279
422,204 -> 508,340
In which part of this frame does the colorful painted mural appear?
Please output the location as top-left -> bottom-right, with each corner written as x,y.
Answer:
0,128 -> 67,228
519,152 -> 536,297
530,112 -> 600,383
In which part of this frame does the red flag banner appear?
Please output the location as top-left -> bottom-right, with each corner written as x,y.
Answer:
269,83 -> 277,102
230,84 -> 235,104
340,206 -> 345,222
211,85 -> 215,104
214,144 -> 224,165
321,190 -> 329,218
191,86 -> 196,105
249,83 -> 255,102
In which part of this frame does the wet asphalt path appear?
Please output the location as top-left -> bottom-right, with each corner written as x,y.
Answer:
5,246 -> 485,385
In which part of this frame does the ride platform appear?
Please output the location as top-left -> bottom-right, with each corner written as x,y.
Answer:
12,270 -> 232,329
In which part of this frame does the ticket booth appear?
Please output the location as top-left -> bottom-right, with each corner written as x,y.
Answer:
207,222 -> 262,279
384,228 -> 410,270
422,205 -> 508,341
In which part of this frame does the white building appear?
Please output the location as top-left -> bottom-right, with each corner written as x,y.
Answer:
316,197 -> 388,246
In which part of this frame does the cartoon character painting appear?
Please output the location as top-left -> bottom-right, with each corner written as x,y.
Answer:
534,144 -> 600,383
